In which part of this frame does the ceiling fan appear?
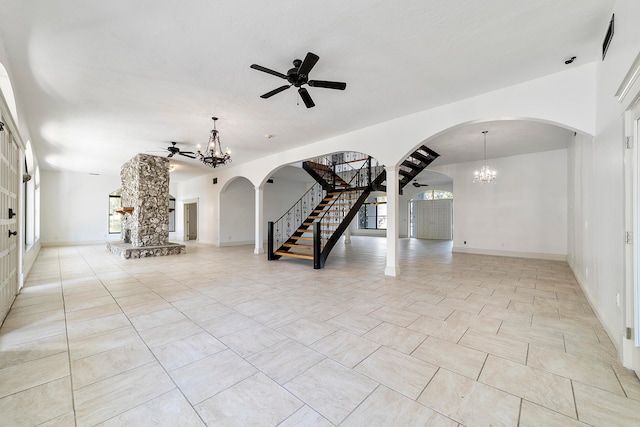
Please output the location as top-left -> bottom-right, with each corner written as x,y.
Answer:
413,181 -> 429,188
165,142 -> 195,159
250,52 -> 346,108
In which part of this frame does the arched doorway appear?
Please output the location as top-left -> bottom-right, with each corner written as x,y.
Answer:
219,177 -> 255,246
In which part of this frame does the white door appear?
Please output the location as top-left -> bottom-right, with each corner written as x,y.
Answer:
624,100 -> 640,373
414,199 -> 453,240
0,117 -> 20,323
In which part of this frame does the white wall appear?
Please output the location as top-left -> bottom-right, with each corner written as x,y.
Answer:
219,177 -> 254,246
566,0 -> 640,353
264,176 -> 314,225
176,175 -> 217,244
435,149 -> 568,259
40,170 -> 121,245
567,132 -> 596,306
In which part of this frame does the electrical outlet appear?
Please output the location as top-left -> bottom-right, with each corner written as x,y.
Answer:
616,293 -> 620,307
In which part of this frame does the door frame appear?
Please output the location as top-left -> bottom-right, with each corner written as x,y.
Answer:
623,95 -> 640,372
183,198 -> 198,241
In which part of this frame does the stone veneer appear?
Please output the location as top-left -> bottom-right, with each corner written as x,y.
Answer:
107,241 -> 186,259
121,154 -> 170,247
108,153 -> 185,259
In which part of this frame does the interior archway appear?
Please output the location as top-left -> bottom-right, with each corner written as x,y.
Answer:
219,176 -> 255,246
411,118 -> 574,260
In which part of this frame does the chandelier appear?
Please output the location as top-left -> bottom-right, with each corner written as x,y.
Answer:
196,117 -> 231,168
473,130 -> 496,183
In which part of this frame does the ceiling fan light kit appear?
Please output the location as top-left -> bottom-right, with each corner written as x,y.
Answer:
250,52 -> 347,108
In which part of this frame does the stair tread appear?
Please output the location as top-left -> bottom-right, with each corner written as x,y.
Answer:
289,236 -> 329,241
275,250 -> 314,260
401,160 -> 424,170
410,151 -> 433,164
283,243 -> 313,250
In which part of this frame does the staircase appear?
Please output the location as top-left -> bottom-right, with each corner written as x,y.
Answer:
273,189 -> 365,261
303,161 -> 352,190
376,145 -> 440,193
268,147 -> 438,268
268,154 -> 384,268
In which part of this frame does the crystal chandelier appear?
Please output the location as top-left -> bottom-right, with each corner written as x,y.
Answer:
196,117 -> 231,168
473,130 -> 496,183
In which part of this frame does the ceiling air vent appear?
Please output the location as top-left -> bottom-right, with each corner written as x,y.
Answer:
602,14 -> 614,60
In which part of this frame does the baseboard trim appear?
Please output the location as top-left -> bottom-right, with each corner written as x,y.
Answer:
219,240 -> 254,247
452,246 -> 567,262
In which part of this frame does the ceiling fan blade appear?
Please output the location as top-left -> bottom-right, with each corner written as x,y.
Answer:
297,52 -> 319,76
167,152 -> 175,158
308,80 -> 347,90
179,152 -> 196,159
298,87 -> 315,108
250,64 -> 287,79
260,85 -> 291,99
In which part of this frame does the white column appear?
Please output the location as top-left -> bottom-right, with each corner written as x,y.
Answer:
385,166 -> 399,276
254,186 -> 264,254
344,218 -> 351,244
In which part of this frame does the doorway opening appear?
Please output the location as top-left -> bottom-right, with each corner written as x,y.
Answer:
409,190 -> 453,240
184,202 -> 198,241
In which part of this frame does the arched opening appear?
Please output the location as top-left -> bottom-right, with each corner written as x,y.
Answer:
403,119 -> 576,259
260,151 -> 384,266
219,176 -> 255,246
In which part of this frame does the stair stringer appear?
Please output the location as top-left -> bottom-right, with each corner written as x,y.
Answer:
315,189 -> 371,269
302,162 -> 335,191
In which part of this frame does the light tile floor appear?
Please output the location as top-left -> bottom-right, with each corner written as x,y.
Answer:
1,238 -> 640,426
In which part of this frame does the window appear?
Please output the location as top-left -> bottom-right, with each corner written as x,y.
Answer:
24,142 -> 35,247
169,196 -> 175,232
108,189 -> 122,234
358,196 -> 387,230
412,190 -> 453,201
34,167 -> 40,241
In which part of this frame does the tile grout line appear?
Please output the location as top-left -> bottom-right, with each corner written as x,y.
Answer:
71,247 -> 209,426
102,282 -> 210,425
57,247 -> 79,427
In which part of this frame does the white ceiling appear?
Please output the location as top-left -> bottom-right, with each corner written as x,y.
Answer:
0,1 -> 612,182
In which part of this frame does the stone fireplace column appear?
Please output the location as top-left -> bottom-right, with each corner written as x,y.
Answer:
120,154 -> 170,247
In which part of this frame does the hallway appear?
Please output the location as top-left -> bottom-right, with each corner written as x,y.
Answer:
1,238 -> 639,426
